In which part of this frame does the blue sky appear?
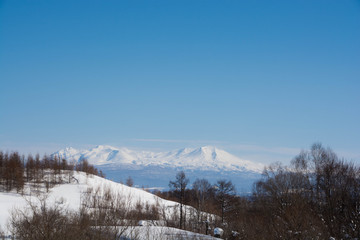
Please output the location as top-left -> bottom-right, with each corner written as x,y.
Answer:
1,0 -> 359,164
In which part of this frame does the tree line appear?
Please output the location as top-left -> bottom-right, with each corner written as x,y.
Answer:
0,151 -> 104,193
157,143 -> 360,239
156,171 -> 236,237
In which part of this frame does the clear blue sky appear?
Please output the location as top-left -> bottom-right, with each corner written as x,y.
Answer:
1,0 -> 359,164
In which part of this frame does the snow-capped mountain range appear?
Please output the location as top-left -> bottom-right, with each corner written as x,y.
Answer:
52,145 -> 264,173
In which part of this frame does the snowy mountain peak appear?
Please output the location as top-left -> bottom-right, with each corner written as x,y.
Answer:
62,146 -> 78,153
92,145 -> 119,151
53,145 -> 264,173
200,145 -> 217,151
197,146 -> 218,158
55,147 -> 82,161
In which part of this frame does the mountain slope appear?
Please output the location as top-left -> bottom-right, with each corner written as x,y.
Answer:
53,145 -> 264,173
0,171 -> 216,237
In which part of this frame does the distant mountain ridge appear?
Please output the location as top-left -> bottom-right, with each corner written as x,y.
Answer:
52,145 -> 264,173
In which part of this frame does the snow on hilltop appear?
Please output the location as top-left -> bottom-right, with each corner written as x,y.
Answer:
53,145 -> 264,173
0,171 -> 213,234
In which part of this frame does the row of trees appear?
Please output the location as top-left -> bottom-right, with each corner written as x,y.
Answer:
158,171 -> 236,235
0,151 -> 103,193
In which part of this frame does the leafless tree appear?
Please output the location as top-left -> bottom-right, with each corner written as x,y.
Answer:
169,171 -> 189,229
215,179 -> 235,224
193,178 -> 212,222
126,176 -> 134,187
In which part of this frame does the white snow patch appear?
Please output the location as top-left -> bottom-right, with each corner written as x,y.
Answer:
0,171 -> 214,234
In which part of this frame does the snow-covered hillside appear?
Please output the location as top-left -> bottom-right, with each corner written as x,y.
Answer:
53,145 -> 264,173
0,172 -> 212,234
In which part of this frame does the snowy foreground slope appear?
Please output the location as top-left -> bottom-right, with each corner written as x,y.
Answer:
53,145 -> 264,192
0,171 -> 218,239
118,226 -> 218,240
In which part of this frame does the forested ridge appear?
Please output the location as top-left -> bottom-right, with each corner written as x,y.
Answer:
0,151 -> 103,193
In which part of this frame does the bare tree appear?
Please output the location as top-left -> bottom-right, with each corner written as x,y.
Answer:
80,185 -> 138,239
291,143 -> 360,239
192,178 -> 212,223
9,195 -> 81,240
254,162 -> 327,239
0,225 -> 5,240
126,176 -> 134,187
215,179 -> 235,224
169,171 -> 189,229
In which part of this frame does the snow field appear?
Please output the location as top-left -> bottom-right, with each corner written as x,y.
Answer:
0,171 -> 215,236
